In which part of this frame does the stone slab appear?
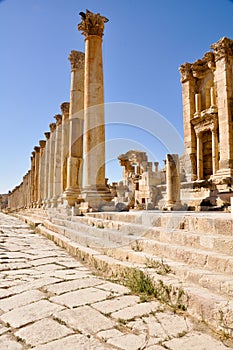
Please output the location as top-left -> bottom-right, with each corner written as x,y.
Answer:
164,331 -> 229,349
111,301 -> 160,320
50,287 -> 111,308
93,295 -> 140,314
96,282 -> 130,295
0,300 -> 64,328
55,305 -> 115,333
0,289 -> 45,312
0,334 -> 23,349
15,317 -> 72,346
44,277 -> 103,295
33,334 -> 111,350
107,333 -> 146,350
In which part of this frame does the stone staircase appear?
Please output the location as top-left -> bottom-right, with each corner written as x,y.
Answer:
14,209 -> 233,335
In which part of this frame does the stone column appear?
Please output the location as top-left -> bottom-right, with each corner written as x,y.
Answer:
60,102 -> 70,197
47,123 -> 56,206
43,132 -> 50,206
34,146 -> 40,207
63,51 -> 85,206
195,93 -> 201,114
165,154 -> 181,210
38,140 -> 46,206
196,132 -> 203,180
78,9 -> 112,208
52,114 -> 62,206
212,129 -> 219,175
30,152 -> 35,207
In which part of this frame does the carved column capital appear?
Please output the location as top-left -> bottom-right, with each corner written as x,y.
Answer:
49,123 -> 56,132
34,146 -> 40,153
211,36 -> 233,61
39,140 -> 46,148
68,51 -> 85,70
44,132 -> 50,140
60,102 -> 70,117
54,114 -> 62,126
78,9 -> 109,38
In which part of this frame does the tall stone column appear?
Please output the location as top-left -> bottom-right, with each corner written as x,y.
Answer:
47,123 -> 56,206
78,9 -> 112,208
63,51 -> 85,206
30,152 -> 35,207
38,140 -> 46,206
34,146 -> 40,207
165,154 -> 181,210
211,129 -> 219,175
52,114 -> 62,206
196,132 -> 203,180
60,102 -> 70,197
43,132 -> 50,206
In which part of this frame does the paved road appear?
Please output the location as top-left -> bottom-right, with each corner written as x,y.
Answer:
0,212 -> 230,349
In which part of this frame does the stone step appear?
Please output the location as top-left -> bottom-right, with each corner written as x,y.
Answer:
73,215 -> 233,256
104,246 -> 233,299
87,211 -> 233,236
35,222 -> 233,334
47,216 -> 233,274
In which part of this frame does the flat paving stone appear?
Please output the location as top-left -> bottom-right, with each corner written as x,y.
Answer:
0,289 -> 45,312
0,334 -> 23,349
50,287 -> 112,308
111,301 -> 160,320
0,299 -> 64,328
107,333 -> 146,350
33,334 -> 112,350
55,305 -> 115,333
164,332 -> 229,349
93,295 -> 140,314
43,276 -> 103,295
96,282 -> 130,295
15,317 -> 73,346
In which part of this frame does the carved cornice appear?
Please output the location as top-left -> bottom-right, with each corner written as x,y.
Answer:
49,123 -> 56,132
180,51 -> 216,82
54,114 -> 62,126
68,51 -> 85,70
78,9 -> 109,38
60,102 -> 70,117
179,63 -> 193,82
211,37 -> 233,61
191,112 -> 218,135
44,132 -> 50,140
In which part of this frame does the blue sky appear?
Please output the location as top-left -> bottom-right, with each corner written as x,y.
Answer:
0,0 -> 233,193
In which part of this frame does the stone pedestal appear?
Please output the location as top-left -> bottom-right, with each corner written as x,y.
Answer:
78,9 -> 112,210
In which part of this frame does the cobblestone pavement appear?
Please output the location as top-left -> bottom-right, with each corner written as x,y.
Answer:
0,213 -> 231,349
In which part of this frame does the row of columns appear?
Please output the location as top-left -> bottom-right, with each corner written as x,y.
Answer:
8,10 -> 112,211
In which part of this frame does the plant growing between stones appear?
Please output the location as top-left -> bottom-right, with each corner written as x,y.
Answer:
123,268 -> 187,312
145,257 -> 172,275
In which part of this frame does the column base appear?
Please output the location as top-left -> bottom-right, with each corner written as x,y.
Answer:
80,185 -> 113,212
163,201 -> 184,211
62,187 -> 83,207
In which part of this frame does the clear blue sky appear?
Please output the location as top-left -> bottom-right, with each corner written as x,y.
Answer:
1,0 -> 233,193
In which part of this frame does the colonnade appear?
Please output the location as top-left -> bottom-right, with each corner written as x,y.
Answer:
8,10 -> 112,211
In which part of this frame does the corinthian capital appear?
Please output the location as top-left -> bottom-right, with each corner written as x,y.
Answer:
211,37 -> 233,61
60,102 -> 70,116
68,51 -> 85,70
78,9 -> 109,38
